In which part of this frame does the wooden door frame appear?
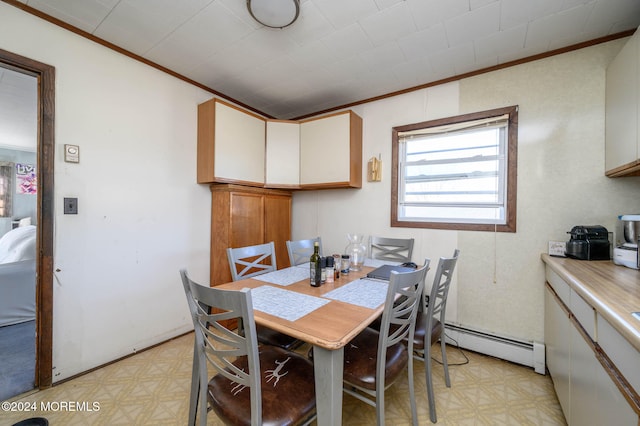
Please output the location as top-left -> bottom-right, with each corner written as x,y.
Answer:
0,48 -> 54,388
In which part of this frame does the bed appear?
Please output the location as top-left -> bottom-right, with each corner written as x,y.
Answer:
0,225 -> 36,327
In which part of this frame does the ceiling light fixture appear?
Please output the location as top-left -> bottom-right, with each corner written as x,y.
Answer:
247,0 -> 300,29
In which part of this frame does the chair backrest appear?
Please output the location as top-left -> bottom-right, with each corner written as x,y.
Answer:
425,249 -> 460,328
377,259 -> 429,387
227,242 -> 277,281
368,236 -> 414,263
286,237 -> 322,266
180,269 -> 262,425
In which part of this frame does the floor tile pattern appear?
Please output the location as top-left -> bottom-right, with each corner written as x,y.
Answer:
2,333 -> 566,425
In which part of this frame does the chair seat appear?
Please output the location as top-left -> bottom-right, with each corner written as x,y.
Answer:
208,345 -> 316,426
343,327 -> 408,391
409,311 -> 443,351
256,324 -> 301,351
11,419 -> 49,426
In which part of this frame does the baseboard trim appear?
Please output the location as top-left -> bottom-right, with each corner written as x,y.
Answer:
445,323 -> 546,374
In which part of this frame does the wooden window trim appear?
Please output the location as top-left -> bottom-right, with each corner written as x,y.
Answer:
391,105 -> 518,232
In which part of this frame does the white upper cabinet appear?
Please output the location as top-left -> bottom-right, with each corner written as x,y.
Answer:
265,120 -> 300,187
299,111 -> 362,189
605,29 -> 640,177
198,99 -> 362,189
197,98 -> 266,185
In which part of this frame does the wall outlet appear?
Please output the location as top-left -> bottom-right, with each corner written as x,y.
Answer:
548,241 -> 566,257
64,197 -> 78,214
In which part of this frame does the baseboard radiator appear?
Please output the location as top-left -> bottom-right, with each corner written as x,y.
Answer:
444,323 -> 546,375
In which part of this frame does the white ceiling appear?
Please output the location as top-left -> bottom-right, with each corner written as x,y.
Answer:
9,0 -> 640,119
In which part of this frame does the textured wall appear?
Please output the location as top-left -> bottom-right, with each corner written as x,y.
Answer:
293,38 -> 640,344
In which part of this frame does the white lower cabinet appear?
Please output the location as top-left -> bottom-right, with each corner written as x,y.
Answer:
544,270 -> 639,425
596,316 -> 639,425
593,355 -> 637,425
569,321 -> 600,426
544,284 -> 571,422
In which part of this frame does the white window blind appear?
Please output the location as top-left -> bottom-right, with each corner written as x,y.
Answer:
397,114 -> 509,225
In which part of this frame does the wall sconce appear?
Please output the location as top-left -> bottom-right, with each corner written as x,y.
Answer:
367,154 -> 382,182
247,0 -> 300,29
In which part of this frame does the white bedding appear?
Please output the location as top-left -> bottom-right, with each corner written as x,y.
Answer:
0,225 -> 36,264
0,225 -> 37,326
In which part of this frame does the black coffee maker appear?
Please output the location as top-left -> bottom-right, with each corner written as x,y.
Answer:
565,225 -> 610,260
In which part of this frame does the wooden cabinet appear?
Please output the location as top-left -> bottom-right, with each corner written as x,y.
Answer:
299,110 -> 362,189
265,120 -> 300,188
605,28 -> 640,177
198,99 -> 363,190
197,98 -> 266,185
209,184 -> 291,286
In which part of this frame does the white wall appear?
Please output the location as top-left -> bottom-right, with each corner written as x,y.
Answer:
0,3 -> 213,381
293,38 -> 640,344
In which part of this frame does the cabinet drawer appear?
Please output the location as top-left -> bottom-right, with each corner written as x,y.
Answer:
597,314 -> 640,395
546,268 -> 570,306
571,289 -> 596,341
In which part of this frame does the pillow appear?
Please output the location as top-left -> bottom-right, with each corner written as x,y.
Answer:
0,225 -> 36,264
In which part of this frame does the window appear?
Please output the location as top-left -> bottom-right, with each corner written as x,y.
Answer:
0,162 -> 13,218
391,105 -> 518,232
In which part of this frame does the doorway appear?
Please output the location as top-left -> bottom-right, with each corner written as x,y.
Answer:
0,48 -> 54,394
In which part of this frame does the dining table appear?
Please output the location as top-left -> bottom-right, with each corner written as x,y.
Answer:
215,258 -> 395,426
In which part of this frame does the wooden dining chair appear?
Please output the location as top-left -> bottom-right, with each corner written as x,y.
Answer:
408,249 -> 460,423
368,236 -> 415,263
286,237 -> 322,266
342,261 -> 429,426
227,242 -> 302,350
179,269 -> 316,426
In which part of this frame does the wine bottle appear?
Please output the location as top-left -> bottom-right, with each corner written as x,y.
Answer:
309,241 -> 321,287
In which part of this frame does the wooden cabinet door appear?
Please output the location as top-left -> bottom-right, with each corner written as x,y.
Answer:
265,194 -> 292,268
210,187 -> 265,286
210,185 -> 291,286
230,191 -> 265,249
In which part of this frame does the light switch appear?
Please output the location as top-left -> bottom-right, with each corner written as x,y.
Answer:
64,197 -> 78,214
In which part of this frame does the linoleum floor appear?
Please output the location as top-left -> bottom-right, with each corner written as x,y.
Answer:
2,332 -> 566,425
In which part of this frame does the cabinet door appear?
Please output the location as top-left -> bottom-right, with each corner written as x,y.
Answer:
593,354 -> 638,426
545,284 -> 571,422
210,189 -> 265,286
264,194 -> 291,268
266,120 -> 300,187
569,319 -> 599,426
198,98 -> 266,185
299,111 -> 362,188
230,191 -> 265,249
605,32 -> 639,174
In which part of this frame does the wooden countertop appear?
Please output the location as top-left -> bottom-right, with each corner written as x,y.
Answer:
542,254 -> 640,352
